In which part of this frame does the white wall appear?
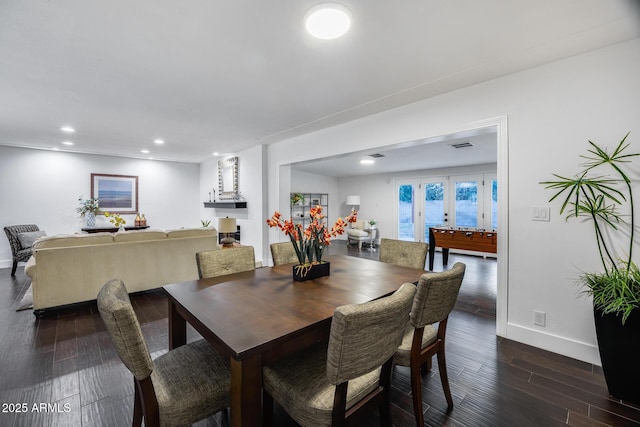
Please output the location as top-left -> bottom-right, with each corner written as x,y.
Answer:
267,38 -> 640,365
199,145 -> 269,265
0,146 -> 201,267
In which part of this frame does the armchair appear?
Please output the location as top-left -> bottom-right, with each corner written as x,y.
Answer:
4,224 -> 43,276
346,219 -> 374,251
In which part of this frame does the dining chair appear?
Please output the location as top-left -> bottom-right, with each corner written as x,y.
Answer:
379,238 -> 428,270
96,279 -> 230,427
4,224 -> 43,276
262,282 -> 417,427
196,245 -> 255,278
393,262 -> 466,427
270,241 -> 299,265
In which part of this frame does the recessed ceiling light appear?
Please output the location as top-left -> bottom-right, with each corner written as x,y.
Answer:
60,126 -> 75,133
141,149 -> 150,154
62,141 -> 74,146
305,3 -> 351,39
154,139 -> 164,145
360,159 -> 375,165
213,152 -> 220,156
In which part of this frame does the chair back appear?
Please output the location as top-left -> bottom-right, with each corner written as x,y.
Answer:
379,238 -> 428,270
411,262 -> 466,328
196,246 -> 255,279
326,282 -> 416,385
270,241 -> 299,265
97,279 -> 153,381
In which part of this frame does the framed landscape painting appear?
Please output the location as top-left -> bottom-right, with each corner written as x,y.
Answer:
91,173 -> 138,214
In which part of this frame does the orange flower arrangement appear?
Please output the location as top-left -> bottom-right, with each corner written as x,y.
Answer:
267,205 -> 357,267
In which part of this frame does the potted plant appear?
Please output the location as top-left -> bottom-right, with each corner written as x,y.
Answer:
267,205 -> 357,281
77,196 -> 100,227
104,212 -> 126,231
541,133 -> 640,404
290,193 -> 305,206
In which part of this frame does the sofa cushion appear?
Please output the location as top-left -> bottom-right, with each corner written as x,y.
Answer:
114,230 -> 167,243
167,227 -> 217,239
33,232 -> 114,250
17,230 -> 47,249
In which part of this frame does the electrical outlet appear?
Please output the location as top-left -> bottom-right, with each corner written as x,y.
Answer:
534,310 -> 546,327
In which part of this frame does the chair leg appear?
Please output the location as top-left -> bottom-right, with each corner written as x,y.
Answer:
11,261 -> 17,276
262,390 -> 274,427
379,360 -> 394,427
421,355 -> 432,376
437,347 -> 454,411
410,361 -> 425,427
132,380 -> 143,427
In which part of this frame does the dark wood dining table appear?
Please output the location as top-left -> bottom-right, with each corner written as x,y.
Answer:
163,254 -> 426,427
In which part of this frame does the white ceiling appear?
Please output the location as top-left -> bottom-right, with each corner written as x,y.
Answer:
1,1 -> 638,164
291,127 -> 499,177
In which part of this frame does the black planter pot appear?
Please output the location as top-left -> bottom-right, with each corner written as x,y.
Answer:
292,261 -> 330,282
593,306 -> 640,404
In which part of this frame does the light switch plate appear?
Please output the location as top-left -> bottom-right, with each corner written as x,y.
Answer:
532,206 -> 550,222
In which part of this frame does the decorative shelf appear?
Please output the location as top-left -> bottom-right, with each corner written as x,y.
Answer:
204,201 -> 247,209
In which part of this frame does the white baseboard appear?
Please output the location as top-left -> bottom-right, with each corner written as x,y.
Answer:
506,322 -> 601,366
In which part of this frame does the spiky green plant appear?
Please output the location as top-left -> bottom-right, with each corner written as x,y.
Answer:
541,133 -> 639,322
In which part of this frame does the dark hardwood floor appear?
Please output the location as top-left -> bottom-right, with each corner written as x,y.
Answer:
1,244 -> 639,426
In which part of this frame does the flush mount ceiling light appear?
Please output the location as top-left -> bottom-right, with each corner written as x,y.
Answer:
61,141 -> 74,146
153,139 -> 164,145
60,126 -> 75,133
360,159 -> 375,165
305,3 -> 351,39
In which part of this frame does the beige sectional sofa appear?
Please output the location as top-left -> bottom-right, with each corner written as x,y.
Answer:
25,228 -> 219,313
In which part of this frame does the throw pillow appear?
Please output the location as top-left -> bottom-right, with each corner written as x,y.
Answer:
17,230 -> 47,249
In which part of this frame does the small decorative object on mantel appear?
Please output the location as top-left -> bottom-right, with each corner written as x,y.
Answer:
104,211 -> 126,231
77,196 -> 100,227
267,205 -> 357,281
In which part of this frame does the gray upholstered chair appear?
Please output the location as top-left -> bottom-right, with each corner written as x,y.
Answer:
379,238 -> 428,270
96,279 -> 230,427
394,262 -> 466,427
4,224 -> 44,276
196,246 -> 256,279
270,241 -> 299,265
262,282 -> 417,427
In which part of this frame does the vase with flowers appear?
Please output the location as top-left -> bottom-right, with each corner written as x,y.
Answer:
104,211 -> 126,231
77,196 -> 100,227
267,205 -> 357,281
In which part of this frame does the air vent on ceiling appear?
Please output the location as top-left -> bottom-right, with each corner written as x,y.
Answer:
449,141 -> 474,149
369,153 -> 385,158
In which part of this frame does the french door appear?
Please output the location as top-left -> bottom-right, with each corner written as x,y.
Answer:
396,173 -> 497,243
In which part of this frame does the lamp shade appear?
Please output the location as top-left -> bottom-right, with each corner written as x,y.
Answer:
346,195 -> 360,206
218,217 -> 237,233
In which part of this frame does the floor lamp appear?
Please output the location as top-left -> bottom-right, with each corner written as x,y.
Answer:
346,195 -> 360,212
